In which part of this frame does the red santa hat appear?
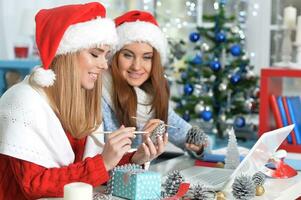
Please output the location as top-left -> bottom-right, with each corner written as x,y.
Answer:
33,2 -> 118,87
114,10 -> 168,65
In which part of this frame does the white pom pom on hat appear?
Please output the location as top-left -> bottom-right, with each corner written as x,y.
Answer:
32,67 -> 56,87
33,2 -> 118,87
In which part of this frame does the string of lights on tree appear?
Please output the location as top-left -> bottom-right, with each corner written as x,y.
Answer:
171,0 -> 260,137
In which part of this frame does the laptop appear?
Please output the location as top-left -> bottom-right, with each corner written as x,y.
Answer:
179,124 -> 295,190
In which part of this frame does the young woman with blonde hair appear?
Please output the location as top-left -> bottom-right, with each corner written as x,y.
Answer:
0,3 -> 166,199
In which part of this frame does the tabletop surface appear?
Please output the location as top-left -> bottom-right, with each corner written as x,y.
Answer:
41,153 -> 301,200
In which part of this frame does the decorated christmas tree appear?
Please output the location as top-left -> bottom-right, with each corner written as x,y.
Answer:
172,0 -> 259,137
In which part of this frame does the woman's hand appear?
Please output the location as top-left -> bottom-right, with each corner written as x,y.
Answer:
185,143 -> 204,155
102,126 -> 136,170
142,119 -> 163,133
131,133 -> 168,165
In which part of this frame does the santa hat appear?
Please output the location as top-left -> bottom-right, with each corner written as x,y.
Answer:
33,2 -> 118,87
114,10 -> 168,65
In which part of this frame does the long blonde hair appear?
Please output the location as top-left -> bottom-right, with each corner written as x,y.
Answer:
29,52 -> 102,139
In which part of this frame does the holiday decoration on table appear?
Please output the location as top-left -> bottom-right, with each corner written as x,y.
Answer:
263,149 -> 298,179
186,126 -> 208,146
93,192 -> 111,200
252,172 -> 266,196
162,170 -> 185,197
216,191 -> 226,200
232,174 -> 256,200
171,0 -> 259,138
252,172 -> 266,186
108,164 -> 161,200
185,183 -> 216,200
224,127 -> 240,169
150,122 -> 166,145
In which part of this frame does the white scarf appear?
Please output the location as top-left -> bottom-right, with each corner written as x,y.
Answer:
102,71 -> 154,130
0,77 -> 104,168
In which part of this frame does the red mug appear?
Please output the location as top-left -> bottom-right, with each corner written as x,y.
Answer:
14,46 -> 29,58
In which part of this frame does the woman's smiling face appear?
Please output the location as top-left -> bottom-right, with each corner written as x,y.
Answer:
117,42 -> 153,87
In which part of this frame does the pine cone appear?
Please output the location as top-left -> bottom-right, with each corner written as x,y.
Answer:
93,192 -> 111,200
252,172 -> 266,186
163,170 -> 185,197
186,184 -> 216,200
232,174 -> 256,200
150,122 -> 166,145
186,126 -> 208,145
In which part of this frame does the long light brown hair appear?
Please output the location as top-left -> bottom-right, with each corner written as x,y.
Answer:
29,52 -> 102,139
110,48 -> 170,127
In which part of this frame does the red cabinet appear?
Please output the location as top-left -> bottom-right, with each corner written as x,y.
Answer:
259,67 -> 301,153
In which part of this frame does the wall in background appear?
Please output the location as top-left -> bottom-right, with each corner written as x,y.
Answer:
0,0 -> 139,60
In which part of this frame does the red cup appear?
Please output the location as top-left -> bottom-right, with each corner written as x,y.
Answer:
14,46 -> 29,58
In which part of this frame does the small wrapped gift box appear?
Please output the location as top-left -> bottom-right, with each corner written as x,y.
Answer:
112,167 -> 161,200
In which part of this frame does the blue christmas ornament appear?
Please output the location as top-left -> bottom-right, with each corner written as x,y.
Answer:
210,60 -> 221,71
230,73 -> 241,84
234,116 -> 246,128
189,32 -> 200,42
230,44 -> 242,56
200,110 -> 212,121
183,112 -> 190,122
184,83 -> 194,95
181,71 -> 188,80
215,32 -> 226,42
192,54 -> 202,65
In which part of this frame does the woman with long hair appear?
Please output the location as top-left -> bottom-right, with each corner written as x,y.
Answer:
102,10 -> 206,157
0,3 -> 166,199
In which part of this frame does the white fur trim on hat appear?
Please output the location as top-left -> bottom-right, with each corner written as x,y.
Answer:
57,18 -> 118,55
32,66 -> 56,87
116,21 -> 168,65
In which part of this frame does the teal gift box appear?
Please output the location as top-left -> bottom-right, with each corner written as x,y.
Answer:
112,168 -> 161,200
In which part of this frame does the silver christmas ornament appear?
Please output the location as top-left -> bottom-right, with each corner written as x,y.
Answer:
209,75 -> 216,82
195,103 -> 205,114
194,84 -> 203,96
242,54 -> 249,60
231,26 -> 240,34
212,128 -> 218,135
207,90 -> 213,97
245,98 -> 254,111
218,82 -> 227,91
204,105 -> 212,111
201,42 -> 210,52
195,84 -> 203,91
239,30 -> 246,39
246,70 -> 255,79
220,113 -> 226,122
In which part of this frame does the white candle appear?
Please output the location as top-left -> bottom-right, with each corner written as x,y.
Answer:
64,182 -> 92,200
296,16 -> 301,44
283,6 -> 297,29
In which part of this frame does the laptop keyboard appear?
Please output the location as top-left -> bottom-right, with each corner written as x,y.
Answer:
188,170 -> 233,186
